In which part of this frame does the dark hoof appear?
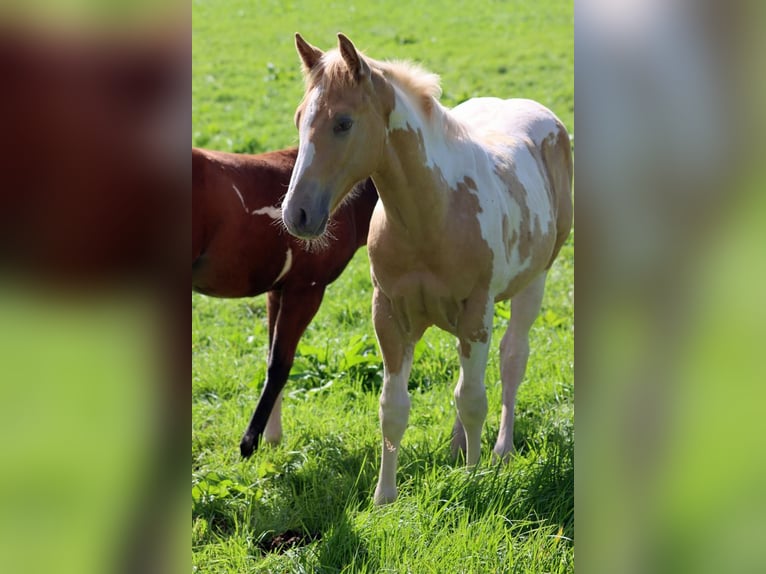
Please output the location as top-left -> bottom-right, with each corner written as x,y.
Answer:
239,433 -> 260,458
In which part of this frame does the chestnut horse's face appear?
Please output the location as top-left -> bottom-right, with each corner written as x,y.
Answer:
282,34 -> 390,239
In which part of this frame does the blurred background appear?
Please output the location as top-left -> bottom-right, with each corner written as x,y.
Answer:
0,0 -> 764,572
576,0 -> 766,572
0,1 -> 188,573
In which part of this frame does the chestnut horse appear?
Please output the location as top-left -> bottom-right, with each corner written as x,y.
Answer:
282,34 -> 572,504
192,146 -> 378,456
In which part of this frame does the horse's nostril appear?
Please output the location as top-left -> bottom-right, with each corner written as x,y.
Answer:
298,208 -> 308,227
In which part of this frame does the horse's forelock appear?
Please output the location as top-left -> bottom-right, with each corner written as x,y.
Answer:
303,50 -> 357,91
301,48 -> 448,125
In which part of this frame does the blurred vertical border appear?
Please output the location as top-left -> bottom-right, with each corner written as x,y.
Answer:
575,0 -> 766,572
5,0 -> 765,572
0,1 -> 189,573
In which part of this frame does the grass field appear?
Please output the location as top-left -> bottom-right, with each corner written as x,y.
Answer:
193,0 -> 573,571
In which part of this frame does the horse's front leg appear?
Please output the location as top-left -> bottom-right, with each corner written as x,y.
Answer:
240,286 -> 325,457
454,306 -> 493,466
372,287 -> 415,505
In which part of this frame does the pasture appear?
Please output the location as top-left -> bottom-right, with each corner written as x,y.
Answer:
193,0 -> 573,571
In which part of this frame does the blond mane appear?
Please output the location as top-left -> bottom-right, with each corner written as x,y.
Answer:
304,49 -> 467,140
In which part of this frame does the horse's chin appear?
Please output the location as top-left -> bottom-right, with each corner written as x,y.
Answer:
296,228 -> 335,253
282,216 -> 336,253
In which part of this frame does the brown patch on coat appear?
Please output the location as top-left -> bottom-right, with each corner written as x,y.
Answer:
494,156 -> 537,268
540,128 -> 573,268
490,135 -> 569,301
369,121 -> 493,360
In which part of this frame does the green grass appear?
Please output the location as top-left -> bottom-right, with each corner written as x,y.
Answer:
193,0 -> 573,571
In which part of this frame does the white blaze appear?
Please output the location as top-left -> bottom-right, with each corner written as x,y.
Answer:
286,86 -> 321,201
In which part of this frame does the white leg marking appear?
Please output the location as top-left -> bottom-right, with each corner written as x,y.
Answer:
455,332 -> 492,466
263,390 -> 283,444
493,272 -> 547,461
374,345 -> 413,505
272,248 -> 293,285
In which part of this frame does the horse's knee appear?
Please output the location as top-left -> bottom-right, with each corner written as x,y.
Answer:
500,332 -> 530,362
454,382 -> 488,427
379,391 -> 410,437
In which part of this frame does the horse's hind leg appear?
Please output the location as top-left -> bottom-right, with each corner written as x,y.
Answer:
240,286 -> 325,457
493,272 -> 547,461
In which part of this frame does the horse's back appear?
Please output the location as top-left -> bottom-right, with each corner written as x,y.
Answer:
452,98 -> 565,144
452,98 -> 573,284
193,147 -> 297,202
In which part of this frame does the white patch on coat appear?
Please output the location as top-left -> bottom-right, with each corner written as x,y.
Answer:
232,183 -> 281,219
512,144 -> 553,232
232,184 -> 249,214
251,206 -> 282,219
449,98 -> 562,293
387,91 -> 561,299
387,94 -> 414,132
452,98 -> 558,146
273,248 -> 293,285
388,87 -> 466,190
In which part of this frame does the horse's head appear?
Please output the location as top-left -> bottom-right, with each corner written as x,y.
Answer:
282,33 -> 391,239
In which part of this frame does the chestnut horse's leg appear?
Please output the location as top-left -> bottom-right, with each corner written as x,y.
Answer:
372,287 -> 415,505
240,286 -> 325,457
263,291 -> 283,445
493,272 -> 547,461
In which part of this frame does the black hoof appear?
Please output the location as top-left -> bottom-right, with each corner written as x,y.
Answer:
239,434 -> 260,458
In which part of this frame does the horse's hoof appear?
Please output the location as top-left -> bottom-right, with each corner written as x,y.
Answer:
491,445 -> 515,464
373,486 -> 398,506
450,434 -> 467,463
239,434 -> 259,458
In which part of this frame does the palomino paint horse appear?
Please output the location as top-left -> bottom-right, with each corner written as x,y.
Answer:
192,146 -> 378,456
282,34 -> 572,504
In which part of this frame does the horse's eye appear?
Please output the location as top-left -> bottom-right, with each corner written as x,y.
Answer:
333,117 -> 353,134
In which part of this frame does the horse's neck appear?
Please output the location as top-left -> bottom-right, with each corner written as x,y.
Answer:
374,91 -> 473,241
352,180 -> 379,248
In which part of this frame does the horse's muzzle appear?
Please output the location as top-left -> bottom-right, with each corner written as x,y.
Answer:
283,205 -> 329,238
282,184 -> 331,238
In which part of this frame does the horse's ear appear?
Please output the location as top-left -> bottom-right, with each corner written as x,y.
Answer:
295,33 -> 323,73
337,33 -> 370,82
